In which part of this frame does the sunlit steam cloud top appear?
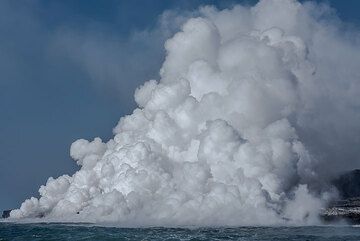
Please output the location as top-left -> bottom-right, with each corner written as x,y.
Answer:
11,0 -> 360,226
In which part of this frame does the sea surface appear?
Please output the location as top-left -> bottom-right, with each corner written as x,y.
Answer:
1,222 -> 360,241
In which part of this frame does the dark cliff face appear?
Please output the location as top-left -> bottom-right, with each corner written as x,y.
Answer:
321,169 -> 360,224
333,169 -> 360,199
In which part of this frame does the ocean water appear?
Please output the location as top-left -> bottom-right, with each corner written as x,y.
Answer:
1,223 -> 360,241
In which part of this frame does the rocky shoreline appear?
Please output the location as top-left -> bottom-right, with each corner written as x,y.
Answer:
321,169 -> 360,224
321,198 -> 360,224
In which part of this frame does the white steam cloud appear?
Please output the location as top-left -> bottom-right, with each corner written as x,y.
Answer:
10,0 -> 360,226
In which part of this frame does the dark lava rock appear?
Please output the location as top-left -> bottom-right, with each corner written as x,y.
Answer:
321,197 -> 360,224
321,170 -> 360,224
2,210 -> 11,219
333,169 -> 360,199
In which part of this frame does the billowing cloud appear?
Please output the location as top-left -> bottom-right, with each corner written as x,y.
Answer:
10,0 -> 360,226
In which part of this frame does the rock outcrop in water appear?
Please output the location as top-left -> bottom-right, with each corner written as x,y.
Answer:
322,198 -> 360,224
321,170 -> 360,224
2,210 -> 11,219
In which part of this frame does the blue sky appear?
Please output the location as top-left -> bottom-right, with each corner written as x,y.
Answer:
0,0 -> 359,211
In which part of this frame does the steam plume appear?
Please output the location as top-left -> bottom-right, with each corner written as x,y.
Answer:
10,0 -> 360,226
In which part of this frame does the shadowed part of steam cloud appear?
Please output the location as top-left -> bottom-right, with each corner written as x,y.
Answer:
10,0 -> 360,226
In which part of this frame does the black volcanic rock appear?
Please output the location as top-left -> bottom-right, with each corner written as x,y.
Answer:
321,170 -> 360,224
321,197 -> 360,224
333,169 -> 360,199
2,210 -> 11,219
